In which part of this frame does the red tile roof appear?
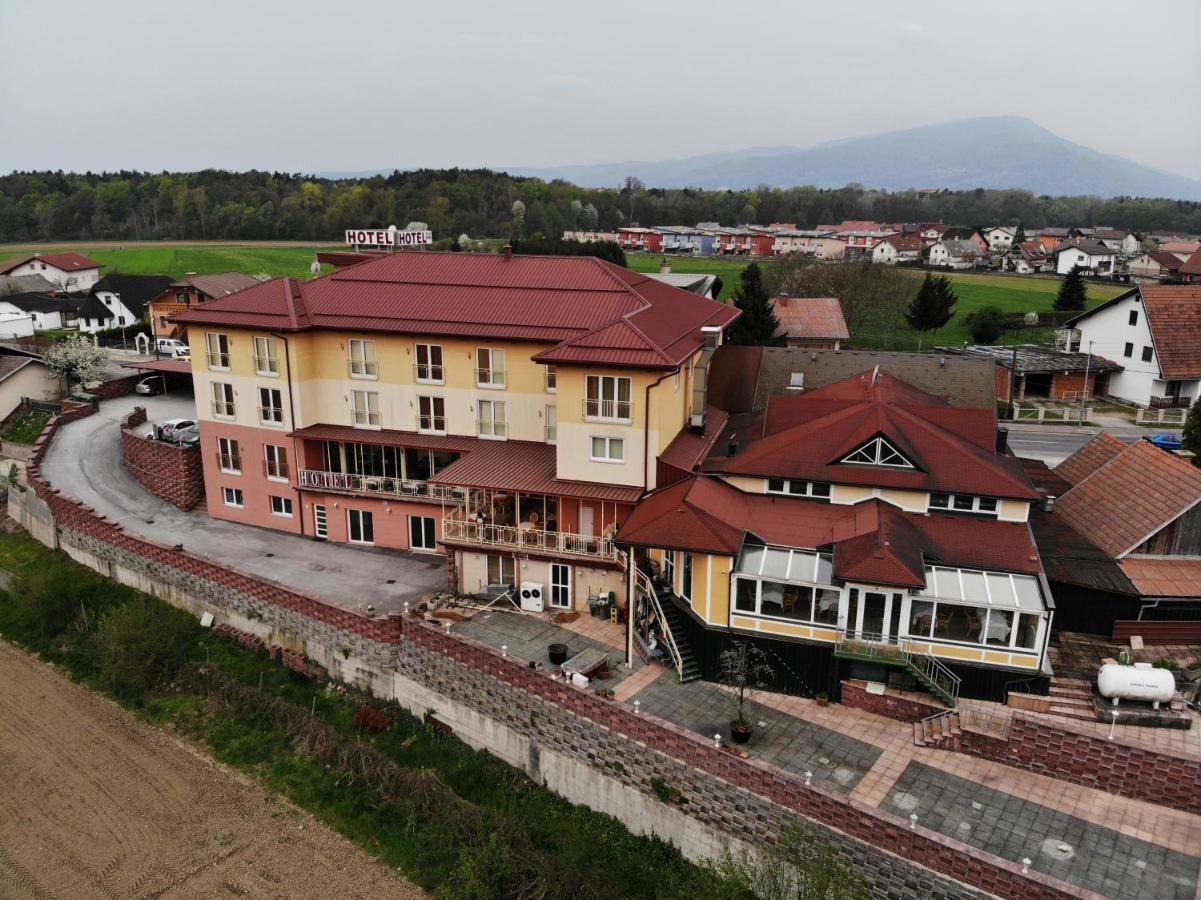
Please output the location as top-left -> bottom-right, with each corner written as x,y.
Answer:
0,252 -> 101,274
1148,250 -> 1187,272
174,252 -> 737,370
1119,557 -> 1201,598
1140,285 -> 1201,378
704,370 -> 1038,500
657,406 -> 729,474
171,271 -> 261,298
617,476 -> 1041,583
1053,432 -> 1127,487
771,297 -> 850,342
1055,440 -> 1201,558
883,233 -> 924,252
1178,247 -> 1201,276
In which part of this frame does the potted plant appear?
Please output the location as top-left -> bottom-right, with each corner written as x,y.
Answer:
815,691 -> 829,707
1184,659 -> 1201,684
719,640 -> 774,744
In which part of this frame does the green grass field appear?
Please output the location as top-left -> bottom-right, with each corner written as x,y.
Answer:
1,242 -> 1128,350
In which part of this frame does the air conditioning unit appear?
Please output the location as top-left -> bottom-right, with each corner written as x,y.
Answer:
519,581 -> 544,612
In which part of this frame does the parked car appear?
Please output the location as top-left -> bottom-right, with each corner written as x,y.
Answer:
155,338 -> 189,358
1143,431 -> 1183,451
134,375 -> 166,396
156,418 -> 198,444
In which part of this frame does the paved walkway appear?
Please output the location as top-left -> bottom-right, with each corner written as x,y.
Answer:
36,394 -> 445,612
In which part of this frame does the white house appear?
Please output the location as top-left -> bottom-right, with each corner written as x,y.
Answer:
1052,239 -> 1117,276
871,233 -> 923,265
0,252 -> 102,291
0,293 -> 80,331
1093,229 -> 1140,255
983,226 -> 1016,251
1063,284 -> 1201,408
76,273 -> 174,334
928,239 -> 980,269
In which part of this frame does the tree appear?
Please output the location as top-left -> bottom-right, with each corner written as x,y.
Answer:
1054,265 -> 1088,312
903,274 -> 958,350
767,259 -> 911,345
964,306 -> 1008,344
1013,223 -> 1027,246
719,639 -> 774,732
725,263 -> 783,347
43,334 -> 109,393
92,596 -> 195,701
1182,402 -> 1201,468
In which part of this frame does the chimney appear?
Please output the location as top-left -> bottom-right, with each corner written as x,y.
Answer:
1042,495 -> 1056,513
185,271 -> 198,279
502,243 -> 513,261
727,435 -> 739,456
659,257 -> 672,274
777,292 -> 789,308
995,425 -> 1009,454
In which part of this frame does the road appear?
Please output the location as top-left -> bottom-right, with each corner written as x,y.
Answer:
39,393 -> 444,613
1006,424 -> 1154,467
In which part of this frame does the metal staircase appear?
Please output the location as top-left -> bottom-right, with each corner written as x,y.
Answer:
630,562 -> 701,683
834,634 -> 961,707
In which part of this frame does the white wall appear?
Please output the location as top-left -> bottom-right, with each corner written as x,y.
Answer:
0,311 -> 35,338
1074,293 -> 1162,403
77,290 -> 137,334
6,260 -> 100,291
1056,250 -> 1115,275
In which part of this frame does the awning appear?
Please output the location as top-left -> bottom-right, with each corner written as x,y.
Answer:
121,358 -> 192,375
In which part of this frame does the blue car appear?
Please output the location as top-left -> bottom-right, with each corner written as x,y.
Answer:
1143,432 -> 1183,451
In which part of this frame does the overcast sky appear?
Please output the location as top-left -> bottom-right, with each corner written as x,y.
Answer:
3,0 -> 1199,179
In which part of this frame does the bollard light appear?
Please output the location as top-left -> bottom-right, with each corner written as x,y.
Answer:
909,813 -> 918,830
634,700 -> 641,715
805,770 -> 812,786
1022,857 -> 1031,875
714,733 -> 721,748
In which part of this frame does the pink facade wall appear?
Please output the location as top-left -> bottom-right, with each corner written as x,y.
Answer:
199,421 -> 303,535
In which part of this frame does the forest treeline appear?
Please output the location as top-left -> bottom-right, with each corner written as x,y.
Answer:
2,168 -> 1199,244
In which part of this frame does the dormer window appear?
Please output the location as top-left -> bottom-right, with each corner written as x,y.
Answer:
840,436 -> 913,469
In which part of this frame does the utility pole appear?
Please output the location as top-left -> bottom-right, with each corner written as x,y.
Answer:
1079,340 -> 1093,427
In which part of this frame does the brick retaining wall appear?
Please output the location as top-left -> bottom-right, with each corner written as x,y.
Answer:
841,679 -> 947,723
92,373 -> 144,399
12,406 -> 1101,900
119,407 -> 204,510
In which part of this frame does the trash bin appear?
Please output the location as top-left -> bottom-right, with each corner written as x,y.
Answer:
70,392 -> 100,412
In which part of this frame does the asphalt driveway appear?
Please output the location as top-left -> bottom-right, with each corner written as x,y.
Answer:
38,394 -> 444,612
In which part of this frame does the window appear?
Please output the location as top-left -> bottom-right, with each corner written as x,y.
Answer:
253,336 -> 279,375
206,332 -> 230,369
585,375 -> 632,421
840,436 -> 912,468
259,387 -> 284,425
788,372 -> 805,391
211,382 -> 235,418
680,553 -> 693,602
1141,346 -> 1153,363
347,509 -> 374,544
487,554 -> 516,587
928,493 -> 998,515
544,365 -> 557,393
475,347 -> 506,388
1123,342 -> 1133,358
766,478 -> 831,498
348,339 -> 378,378
545,405 -> 557,443
1129,310 -> 1138,326
409,515 -> 436,551
176,292 -> 189,303
264,444 -> 289,480
663,550 -> 676,589
590,436 -> 624,462
118,316 -> 127,325
477,399 -> 507,438
222,487 -> 244,508
270,495 -> 293,517
351,390 -> 381,428
417,396 -> 446,433
217,437 -> 240,473
415,343 -> 443,383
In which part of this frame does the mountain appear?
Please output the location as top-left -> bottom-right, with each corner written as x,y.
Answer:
506,117 -> 1201,200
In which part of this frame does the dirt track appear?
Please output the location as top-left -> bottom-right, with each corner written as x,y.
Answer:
0,640 -> 425,899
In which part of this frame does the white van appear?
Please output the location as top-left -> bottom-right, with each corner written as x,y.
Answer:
155,338 -> 189,358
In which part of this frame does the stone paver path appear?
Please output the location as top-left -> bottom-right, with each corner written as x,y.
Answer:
881,762 -> 1199,900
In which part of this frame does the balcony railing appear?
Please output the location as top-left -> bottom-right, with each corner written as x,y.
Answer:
477,419 -> 508,439
582,398 -> 632,422
417,414 -> 446,433
475,367 -> 506,388
216,452 -> 242,472
263,460 -> 290,480
414,362 -> 444,383
297,468 -> 464,502
442,517 -> 616,561
253,355 -> 279,376
207,352 -> 230,369
544,424 -> 557,443
211,400 -> 235,418
348,359 -> 379,378
258,406 -> 285,425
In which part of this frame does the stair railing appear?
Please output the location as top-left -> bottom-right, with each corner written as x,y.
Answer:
633,565 -> 685,681
901,641 -> 961,706
918,708 -> 959,743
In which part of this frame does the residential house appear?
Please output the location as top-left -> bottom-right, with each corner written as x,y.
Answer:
837,230 -> 896,259
173,249 -> 738,612
1126,251 -> 1186,282
0,274 -> 59,295
770,230 -> 838,256
1092,229 -> 1140,255
657,227 -> 717,255
770,296 -> 849,349
1157,240 -> 1199,258
901,223 -> 949,245
927,239 -> 982,269
871,233 -> 923,265
1178,247 -> 1201,283
0,349 -> 60,423
816,220 -> 886,233
1063,284 -> 1201,408
0,252 -> 102,292
77,274 -> 174,334
1008,242 -> 1048,274
616,227 -> 663,252
0,292 -> 82,332
1036,434 -> 1201,643
1035,228 -> 1071,252
1050,239 -> 1117,276
561,231 -> 620,244
147,272 -> 261,338
618,368 -> 1051,701
943,345 -> 1122,403
942,227 -> 989,254
645,259 -> 719,299
983,226 -> 1016,251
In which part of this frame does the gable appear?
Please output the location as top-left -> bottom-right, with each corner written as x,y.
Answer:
838,435 -> 915,469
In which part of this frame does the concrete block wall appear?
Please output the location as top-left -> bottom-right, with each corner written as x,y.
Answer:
14,407 -> 1098,900
119,407 -> 204,510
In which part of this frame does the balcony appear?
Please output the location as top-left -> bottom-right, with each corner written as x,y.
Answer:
297,468 -> 464,502
582,398 -> 632,423
348,359 -> 379,379
475,367 -> 506,389
216,452 -> 242,473
441,516 -> 616,561
413,362 -> 444,384
253,355 -> 279,376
